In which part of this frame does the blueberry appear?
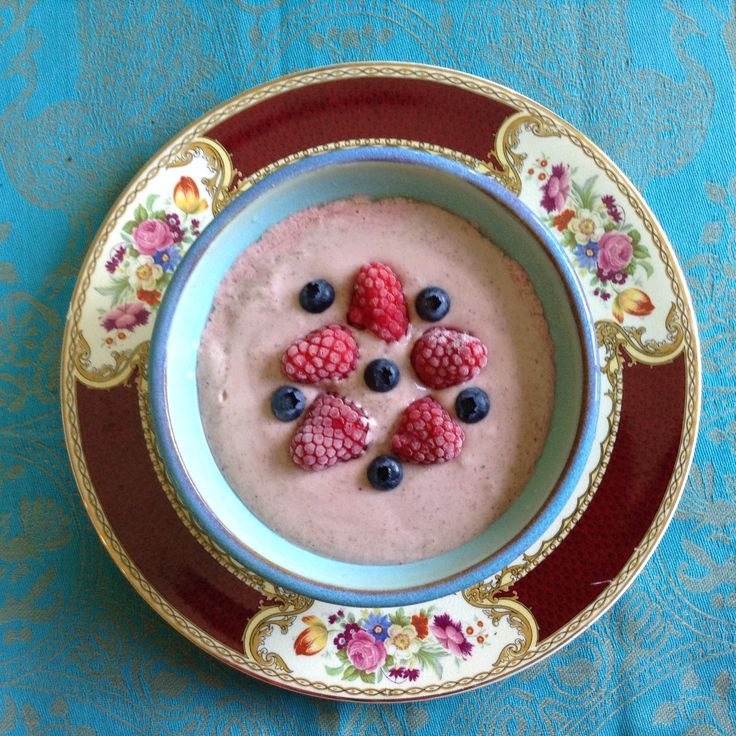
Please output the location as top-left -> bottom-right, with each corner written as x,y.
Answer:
415,287 -> 450,322
455,387 -> 490,423
364,358 -> 400,393
367,455 -> 404,490
271,386 -> 306,421
299,279 -> 335,313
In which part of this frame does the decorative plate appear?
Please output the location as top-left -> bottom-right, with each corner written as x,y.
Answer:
61,63 -> 700,702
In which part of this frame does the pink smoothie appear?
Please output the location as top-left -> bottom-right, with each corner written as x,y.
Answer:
197,197 -> 555,564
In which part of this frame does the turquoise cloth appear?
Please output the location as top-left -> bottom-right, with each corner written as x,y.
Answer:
1,1 -> 734,733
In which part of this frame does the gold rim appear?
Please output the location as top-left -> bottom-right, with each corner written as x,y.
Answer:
60,61 -> 700,700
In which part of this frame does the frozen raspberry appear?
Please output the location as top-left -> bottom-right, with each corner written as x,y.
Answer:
281,324 -> 359,384
290,394 -> 371,471
347,262 -> 409,342
391,396 -> 464,464
410,327 -> 487,389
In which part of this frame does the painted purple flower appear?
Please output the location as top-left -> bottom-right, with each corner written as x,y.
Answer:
153,246 -> 181,273
101,302 -> 150,332
610,271 -> 627,285
365,613 -> 391,642
597,267 -> 628,285
346,630 -> 386,673
104,245 -> 127,273
132,218 -> 174,256
406,668 -> 420,681
430,614 -> 473,658
389,667 -> 407,678
333,622 -> 361,651
601,194 -> 623,224
540,163 -> 570,213
597,231 -> 633,274
191,218 -> 200,229
166,212 -> 181,228
574,242 -> 600,270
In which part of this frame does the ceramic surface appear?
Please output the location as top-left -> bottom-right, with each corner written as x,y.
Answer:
148,146 -> 601,607
61,63 -> 699,701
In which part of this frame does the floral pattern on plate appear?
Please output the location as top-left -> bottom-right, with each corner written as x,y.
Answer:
293,606 -> 495,684
526,157 -> 655,324
96,177 -> 206,348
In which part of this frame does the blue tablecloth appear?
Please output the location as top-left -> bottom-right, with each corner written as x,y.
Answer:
1,1 -> 734,733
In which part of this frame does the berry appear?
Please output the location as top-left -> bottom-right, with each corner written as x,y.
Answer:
455,387 -> 490,423
367,455 -> 404,490
364,358 -> 400,393
299,279 -> 335,313
410,327 -> 488,389
271,386 -> 306,421
282,324 -> 359,384
391,397 -> 464,465
348,262 -> 409,342
415,287 -> 450,322
290,394 -> 370,471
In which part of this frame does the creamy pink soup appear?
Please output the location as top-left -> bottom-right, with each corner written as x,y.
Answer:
197,197 -> 554,564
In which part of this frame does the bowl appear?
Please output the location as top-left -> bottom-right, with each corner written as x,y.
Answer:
148,146 -> 601,607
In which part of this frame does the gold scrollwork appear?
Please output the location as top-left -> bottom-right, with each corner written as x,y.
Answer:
463,583 -> 539,667
241,595 -> 313,673
73,333 -> 149,389
597,303 -> 685,372
490,111 -> 561,195
169,136 -> 237,215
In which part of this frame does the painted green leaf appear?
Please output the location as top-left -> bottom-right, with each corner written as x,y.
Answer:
134,204 -> 148,224
342,666 -> 360,681
629,229 -> 641,245
639,260 -> 654,277
324,664 -> 344,677
146,193 -> 158,211
633,244 -> 651,259
413,646 -> 445,679
392,608 -> 410,627
121,221 -> 136,235
358,670 -> 376,684
151,210 -> 167,222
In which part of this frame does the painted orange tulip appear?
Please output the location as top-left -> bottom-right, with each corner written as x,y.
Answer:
293,615 -> 327,656
612,288 -> 654,323
173,176 -> 207,214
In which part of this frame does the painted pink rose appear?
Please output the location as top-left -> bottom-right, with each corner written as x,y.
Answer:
541,163 -> 570,213
132,218 -> 174,256
597,231 -> 633,274
345,630 -> 386,673
101,302 -> 150,332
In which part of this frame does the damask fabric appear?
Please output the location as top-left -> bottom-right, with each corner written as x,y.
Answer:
0,1 -> 734,734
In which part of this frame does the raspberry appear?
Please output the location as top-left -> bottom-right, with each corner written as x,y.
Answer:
347,262 -> 409,342
281,324 -> 359,384
290,394 -> 371,471
391,397 -> 464,464
410,327 -> 488,389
